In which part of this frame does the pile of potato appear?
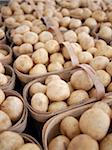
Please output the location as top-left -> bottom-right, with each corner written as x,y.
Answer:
48,101 -> 112,150
0,131 -> 41,150
0,89 -> 23,132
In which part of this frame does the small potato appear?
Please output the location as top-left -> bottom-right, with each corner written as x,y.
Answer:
61,8 -> 70,16
60,116 -> 80,139
0,89 -> 5,105
92,10 -> 106,22
92,102 -> 112,117
90,56 -> 109,70
48,62 -> 63,72
29,64 -> 47,76
67,90 -> 89,106
14,15 -> 25,23
79,108 -> 110,140
15,25 -> 30,34
50,53 -> 65,65
39,31 -> 53,43
34,42 -> 45,50
48,135 -> 70,150
21,2 -> 32,14
22,20 -> 32,28
84,18 -> 97,29
75,26 -> 90,34
45,40 -> 60,54
31,26 -> 42,34
0,62 -> 5,74
95,40 -> 107,51
48,101 -> 67,112
68,134 -> 99,150
31,93 -> 49,112
63,30 -> 77,42
64,61 -> 73,69
0,110 -> 12,132
100,134 -> 112,150
18,143 -> 40,150
1,96 -> 23,122
0,73 -> 8,86
45,75 -> 61,85
0,53 -> 5,60
89,88 -> 97,98
69,18 -> 82,29
0,131 -> 24,150
107,82 -> 112,92
0,29 -> 5,40
29,82 -> 47,96
15,55 -> 33,73
32,48 -> 48,64
87,47 -> 97,55
13,46 -> 20,56
60,17 -> 71,27
46,79 -> 70,101
5,17 -> 16,28
70,70 -> 93,91
78,52 -> 93,64
68,82 -> 74,93
1,6 -> 12,16
96,70 -> 111,87
13,34 -> 23,46
106,62 -> 112,76
19,43 -> 33,54
0,49 -> 8,56
23,32 -> 38,45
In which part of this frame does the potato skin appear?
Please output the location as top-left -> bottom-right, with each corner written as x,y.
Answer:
18,143 -> 40,150
100,134 -> 112,150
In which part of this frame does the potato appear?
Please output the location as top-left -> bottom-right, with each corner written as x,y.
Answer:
25,14 -> 35,21
18,143 -> 40,150
29,64 -> 47,76
63,30 -> 77,42
10,1 -> 20,11
61,8 -> 70,17
31,93 -> 49,112
60,116 -> 80,139
23,32 -> 38,45
67,90 -> 89,106
1,6 -> 12,16
1,96 -> 23,122
46,79 -> 70,101
15,25 -> 30,34
15,55 -> 33,73
21,2 -> 32,14
89,88 -> 97,98
100,134 -> 112,150
106,62 -> 112,76
45,75 -> 61,85
0,49 -> 8,56
96,70 -> 111,87
0,89 -> 5,105
48,101 -> 67,112
34,42 -> 45,50
39,31 -> 53,43
67,82 -> 74,93
19,43 -> 33,54
50,53 -> 65,65
79,108 -> 110,140
92,10 -> 106,22
32,48 -> 48,64
92,102 -> 112,117
0,53 -> 5,60
0,110 -> 12,132
84,18 -> 97,29
48,62 -> 63,72
69,18 -> 82,29
60,17 -> 70,27
22,20 -> 32,28
95,40 -> 107,51
75,26 -> 90,34
68,134 -> 99,150
70,70 -> 93,91
64,61 -> 73,69
0,131 -> 24,150
45,40 -> 60,54
14,15 -> 25,23
0,62 -> 5,74
0,73 -> 8,86
90,56 -> 109,70
0,29 -> 5,40
78,52 -> 93,64
13,34 -> 23,46
87,47 -> 97,55
48,135 -> 70,150
107,82 -> 112,92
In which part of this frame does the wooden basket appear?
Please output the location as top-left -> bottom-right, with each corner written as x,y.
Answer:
3,90 -> 28,133
1,65 -> 16,90
23,64 -> 105,122
42,96 -> 112,150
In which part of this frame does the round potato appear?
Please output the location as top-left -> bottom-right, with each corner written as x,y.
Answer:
0,62 -> 5,74
15,25 -> 30,34
64,61 -> 73,69
19,43 -> 33,54
100,133 -> 112,150
48,62 -> 63,72
107,82 -> 112,92
64,30 -> 77,42
50,53 -> 65,65
0,73 -> 8,86
23,31 -> 38,44
45,75 -> 61,85
18,143 -> 40,150
106,62 -> 112,76
39,31 -> 53,43
78,52 -> 93,64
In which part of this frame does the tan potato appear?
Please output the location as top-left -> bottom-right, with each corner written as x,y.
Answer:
92,102 -> 112,117
45,40 -> 60,54
23,32 -> 38,44
60,116 -> 80,139
0,49 -> 8,56
31,93 -> 49,112
0,53 -> 5,60
19,43 -> 33,54
48,101 -> 67,112
107,82 -> 112,92
50,53 -> 65,65
64,61 -> 73,69
13,34 -> 23,46
61,8 -> 70,17
32,48 -> 48,64
89,88 -> 97,98
78,52 -> 93,64
39,31 -> 53,43
95,40 -> 107,51
90,56 -> 109,70
100,134 -> 112,150
87,47 -> 97,55
34,42 -> 45,50
46,79 -> 70,101
31,26 -> 42,34
0,73 -> 8,86
48,135 -> 70,150
45,75 -> 61,85
84,17 -> 97,29
48,62 -> 63,72
15,55 -> 33,73
18,143 -> 40,150
0,89 -> 5,105
15,25 -> 30,34
1,96 -> 23,122
70,70 -> 93,91
96,70 -> 111,87
0,131 -> 24,150
0,62 -> 5,74
29,82 -> 47,96
92,10 -> 106,22
0,29 -> 5,40
25,14 -> 35,21
14,15 -> 25,23
79,108 -> 110,140
22,20 -> 32,28
29,64 -> 47,76
21,2 -> 32,14
60,17 -> 71,27
10,1 -> 20,11
106,62 -> 112,76
68,82 -> 74,93
67,90 -> 89,106
1,6 -> 12,16
69,18 -> 82,29
63,30 -> 77,42
68,134 -> 99,150
75,26 -> 90,34
13,46 -> 20,56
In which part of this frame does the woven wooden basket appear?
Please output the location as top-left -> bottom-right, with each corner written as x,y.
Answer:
23,64 -> 105,122
42,96 -> 112,150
